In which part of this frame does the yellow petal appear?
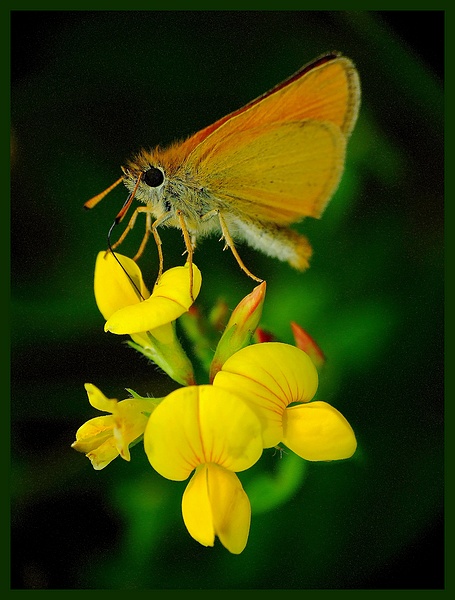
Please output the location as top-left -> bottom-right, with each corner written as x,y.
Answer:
143,323 -> 175,345
154,262 -> 202,309
105,297 -> 185,335
84,383 -> 117,412
113,398 -> 155,461
207,464 -> 251,554
94,251 -> 150,320
144,385 -> 263,481
71,415 -> 119,470
182,464 -> 215,548
182,464 -> 251,554
130,332 -> 151,347
86,437 -> 119,470
213,370 -> 282,448
213,342 -> 319,448
282,401 -> 357,461
71,415 -> 114,453
105,263 -> 202,335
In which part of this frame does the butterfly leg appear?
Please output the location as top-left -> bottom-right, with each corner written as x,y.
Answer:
199,209 -> 263,281
110,205 -> 151,253
176,210 -> 196,302
133,210 -> 181,286
216,212 -> 263,282
132,210 -> 152,261
148,211 -> 177,284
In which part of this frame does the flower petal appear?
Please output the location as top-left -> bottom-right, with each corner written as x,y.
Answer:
105,297 -> 185,335
144,385 -> 263,481
86,437 -> 119,470
84,383 -> 117,412
207,464 -> 251,554
94,251 -> 149,320
182,463 -> 251,554
213,342 -> 319,448
113,398 -> 155,461
282,401 -> 357,461
71,415 -> 114,453
154,262 -> 202,309
182,464 -> 215,548
105,263 -> 202,335
71,415 -> 119,470
213,370 -> 282,448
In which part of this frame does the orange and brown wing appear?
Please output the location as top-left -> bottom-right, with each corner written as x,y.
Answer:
179,53 -> 359,158
192,120 -> 346,224
182,55 -> 359,223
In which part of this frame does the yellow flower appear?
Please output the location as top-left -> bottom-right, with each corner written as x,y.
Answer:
96,251 -> 202,335
93,251 -> 200,385
213,342 -> 357,461
144,385 -> 263,554
94,251 -> 149,321
72,383 -> 158,470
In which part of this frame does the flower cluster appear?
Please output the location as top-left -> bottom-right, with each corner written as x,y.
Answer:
72,251 -> 357,554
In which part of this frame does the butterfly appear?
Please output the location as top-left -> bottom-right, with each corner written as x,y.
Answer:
85,52 -> 360,287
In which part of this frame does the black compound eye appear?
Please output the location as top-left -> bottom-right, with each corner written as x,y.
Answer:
143,166 -> 164,187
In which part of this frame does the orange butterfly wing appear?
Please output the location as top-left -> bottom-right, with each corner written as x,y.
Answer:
179,53 -> 359,157
180,54 -> 359,224
193,120 -> 346,224
182,55 -> 359,224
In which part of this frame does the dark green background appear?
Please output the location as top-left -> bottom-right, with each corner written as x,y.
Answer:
10,10 -> 444,590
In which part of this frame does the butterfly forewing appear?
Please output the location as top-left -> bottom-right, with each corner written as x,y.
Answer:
183,55 -> 359,159
181,56 -> 359,226
192,120 -> 345,223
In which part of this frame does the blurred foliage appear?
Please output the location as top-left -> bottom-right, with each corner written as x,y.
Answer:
10,10 -> 443,590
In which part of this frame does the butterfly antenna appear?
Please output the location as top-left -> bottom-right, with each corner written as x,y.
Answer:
84,177 -> 124,210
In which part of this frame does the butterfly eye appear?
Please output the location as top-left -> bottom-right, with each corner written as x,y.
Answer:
143,166 -> 165,187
